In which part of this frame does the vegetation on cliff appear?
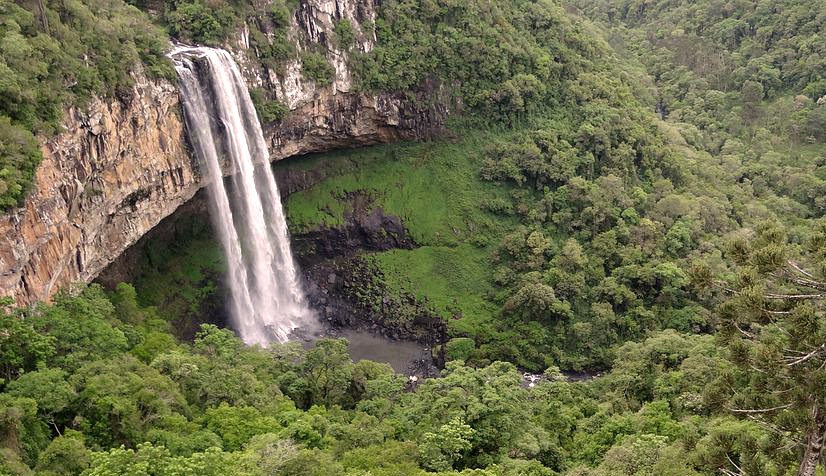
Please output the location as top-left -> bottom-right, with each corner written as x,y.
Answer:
0,0 -> 173,209
2,0 -> 826,474
352,0 -> 598,124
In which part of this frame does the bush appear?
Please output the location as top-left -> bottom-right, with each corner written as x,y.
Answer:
165,0 -> 238,45
0,117 -> 42,210
445,338 -> 476,362
301,52 -> 335,87
267,0 -> 293,27
249,23 -> 295,72
481,197 -> 513,215
334,19 -> 356,50
249,89 -> 289,123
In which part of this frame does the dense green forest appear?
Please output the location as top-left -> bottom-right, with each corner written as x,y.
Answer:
0,0 -> 173,209
2,0 -> 826,474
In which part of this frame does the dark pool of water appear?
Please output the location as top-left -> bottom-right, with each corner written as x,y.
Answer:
296,326 -> 436,376
337,329 -> 432,375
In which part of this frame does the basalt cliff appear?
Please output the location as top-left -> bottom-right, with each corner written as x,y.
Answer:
0,0 -> 451,306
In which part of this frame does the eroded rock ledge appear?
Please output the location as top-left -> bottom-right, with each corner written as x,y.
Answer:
0,0 -> 451,306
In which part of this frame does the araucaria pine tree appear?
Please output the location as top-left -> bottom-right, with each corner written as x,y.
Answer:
709,221 -> 826,476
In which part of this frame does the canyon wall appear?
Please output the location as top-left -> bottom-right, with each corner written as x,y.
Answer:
0,0 -> 451,306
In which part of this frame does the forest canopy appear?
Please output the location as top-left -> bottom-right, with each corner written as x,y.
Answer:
2,0 -> 826,475
0,0 -> 172,209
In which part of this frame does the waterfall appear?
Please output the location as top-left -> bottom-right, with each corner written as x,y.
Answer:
170,45 -> 313,346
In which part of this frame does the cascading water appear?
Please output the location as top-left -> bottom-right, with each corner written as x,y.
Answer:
170,45 -> 314,346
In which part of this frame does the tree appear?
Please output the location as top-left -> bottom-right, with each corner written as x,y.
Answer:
589,434 -> 700,476
81,443 -> 237,476
277,448 -> 344,476
238,433 -> 298,475
302,339 -> 353,407
28,285 -> 129,372
0,300 -> 55,382
34,431 -> 91,475
6,368 -> 74,434
404,361 -> 529,467
740,80 -> 764,123
110,283 -> 143,326
703,221 -> 826,476
193,324 -> 242,360
419,417 -> 476,471
200,403 -> 278,451
347,359 -> 404,407
69,355 -> 187,448
0,394 -> 50,467
0,447 -> 33,476
602,330 -> 719,411
503,281 -> 572,324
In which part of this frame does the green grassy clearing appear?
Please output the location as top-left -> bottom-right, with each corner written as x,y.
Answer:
281,130 -> 520,337
283,131 -> 515,245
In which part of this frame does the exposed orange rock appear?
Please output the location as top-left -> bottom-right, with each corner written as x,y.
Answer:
0,0 -> 452,306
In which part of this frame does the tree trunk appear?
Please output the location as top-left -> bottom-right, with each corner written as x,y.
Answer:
797,404 -> 825,476
36,0 -> 49,35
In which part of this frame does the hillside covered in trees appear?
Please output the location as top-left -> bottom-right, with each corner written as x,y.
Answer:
2,0 -> 826,475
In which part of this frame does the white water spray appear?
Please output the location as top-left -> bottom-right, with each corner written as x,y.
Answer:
170,45 -> 314,345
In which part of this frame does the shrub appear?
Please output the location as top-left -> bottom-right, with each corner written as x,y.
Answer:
166,0 -> 238,45
445,338 -> 476,362
250,88 -> 289,123
301,52 -> 335,86
334,19 -> 356,50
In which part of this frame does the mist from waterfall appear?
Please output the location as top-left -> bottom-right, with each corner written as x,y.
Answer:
170,45 -> 314,346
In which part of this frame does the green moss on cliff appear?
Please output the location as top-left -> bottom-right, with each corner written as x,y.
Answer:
283,131 -> 514,246
372,244 -> 498,337
281,130 -> 519,344
128,217 -> 226,337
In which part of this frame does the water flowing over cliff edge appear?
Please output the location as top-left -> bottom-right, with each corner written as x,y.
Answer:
0,0 -> 452,306
172,46 -> 314,344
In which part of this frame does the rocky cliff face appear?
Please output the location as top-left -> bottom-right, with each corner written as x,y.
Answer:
236,0 -> 451,157
0,0 -> 451,306
0,75 -> 195,306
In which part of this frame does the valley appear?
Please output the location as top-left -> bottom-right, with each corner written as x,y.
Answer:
0,0 -> 825,474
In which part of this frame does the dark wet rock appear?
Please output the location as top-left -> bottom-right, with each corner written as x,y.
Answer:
298,254 -> 446,345
292,208 -> 414,263
292,203 -> 447,346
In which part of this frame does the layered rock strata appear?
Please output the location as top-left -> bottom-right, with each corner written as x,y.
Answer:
0,0 -> 451,305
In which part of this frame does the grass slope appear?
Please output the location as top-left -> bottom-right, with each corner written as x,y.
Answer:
281,130 -> 518,337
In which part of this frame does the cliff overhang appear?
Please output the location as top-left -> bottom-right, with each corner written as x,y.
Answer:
0,0 -> 453,306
